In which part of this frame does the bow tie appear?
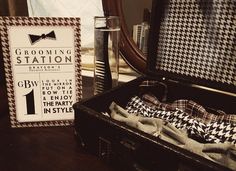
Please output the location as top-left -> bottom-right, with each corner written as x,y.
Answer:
29,31 -> 56,45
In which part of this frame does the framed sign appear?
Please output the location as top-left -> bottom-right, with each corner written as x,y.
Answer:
0,17 -> 82,127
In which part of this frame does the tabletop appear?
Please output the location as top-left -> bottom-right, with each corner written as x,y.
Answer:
0,76 -> 119,171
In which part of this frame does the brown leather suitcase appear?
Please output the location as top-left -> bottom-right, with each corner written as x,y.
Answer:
73,0 -> 235,170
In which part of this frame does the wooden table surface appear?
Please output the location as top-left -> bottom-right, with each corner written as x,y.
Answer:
0,76 -> 118,171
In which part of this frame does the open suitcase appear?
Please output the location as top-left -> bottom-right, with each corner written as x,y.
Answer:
73,0 -> 236,171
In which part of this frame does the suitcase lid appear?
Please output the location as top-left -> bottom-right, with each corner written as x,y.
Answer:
147,0 -> 235,94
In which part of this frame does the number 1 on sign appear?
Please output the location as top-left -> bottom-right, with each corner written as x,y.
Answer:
24,89 -> 35,115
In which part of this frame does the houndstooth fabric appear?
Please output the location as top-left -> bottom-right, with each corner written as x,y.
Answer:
206,122 -> 236,144
155,0 -> 236,86
126,96 -> 236,144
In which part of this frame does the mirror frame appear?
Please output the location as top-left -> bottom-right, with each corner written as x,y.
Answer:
102,0 -> 147,74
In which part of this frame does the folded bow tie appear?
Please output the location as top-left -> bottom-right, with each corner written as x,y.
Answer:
109,102 -> 236,170
29,30 -> 56,44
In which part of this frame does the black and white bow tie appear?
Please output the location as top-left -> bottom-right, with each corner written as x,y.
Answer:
29,30 -> 56,44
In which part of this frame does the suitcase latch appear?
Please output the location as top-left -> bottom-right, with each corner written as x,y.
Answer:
98,137 -> 111,162
120,138 -> 138,151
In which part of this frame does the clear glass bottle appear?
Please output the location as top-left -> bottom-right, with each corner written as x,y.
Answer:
94,16 -> 120,95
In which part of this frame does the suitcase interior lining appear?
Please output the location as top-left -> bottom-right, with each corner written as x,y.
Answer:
147,0 -> 236,94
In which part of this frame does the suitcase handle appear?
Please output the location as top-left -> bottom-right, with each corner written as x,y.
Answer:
119,138 -> 139,151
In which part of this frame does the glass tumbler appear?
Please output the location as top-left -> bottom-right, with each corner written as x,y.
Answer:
94,16 -> 120,95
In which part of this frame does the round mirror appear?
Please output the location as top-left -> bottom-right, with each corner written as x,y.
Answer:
102,0 -> 152,74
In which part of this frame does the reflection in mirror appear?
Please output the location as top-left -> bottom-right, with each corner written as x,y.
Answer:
122,0 -> 152,57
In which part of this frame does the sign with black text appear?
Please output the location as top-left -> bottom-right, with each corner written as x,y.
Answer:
0,17 -> 82,127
